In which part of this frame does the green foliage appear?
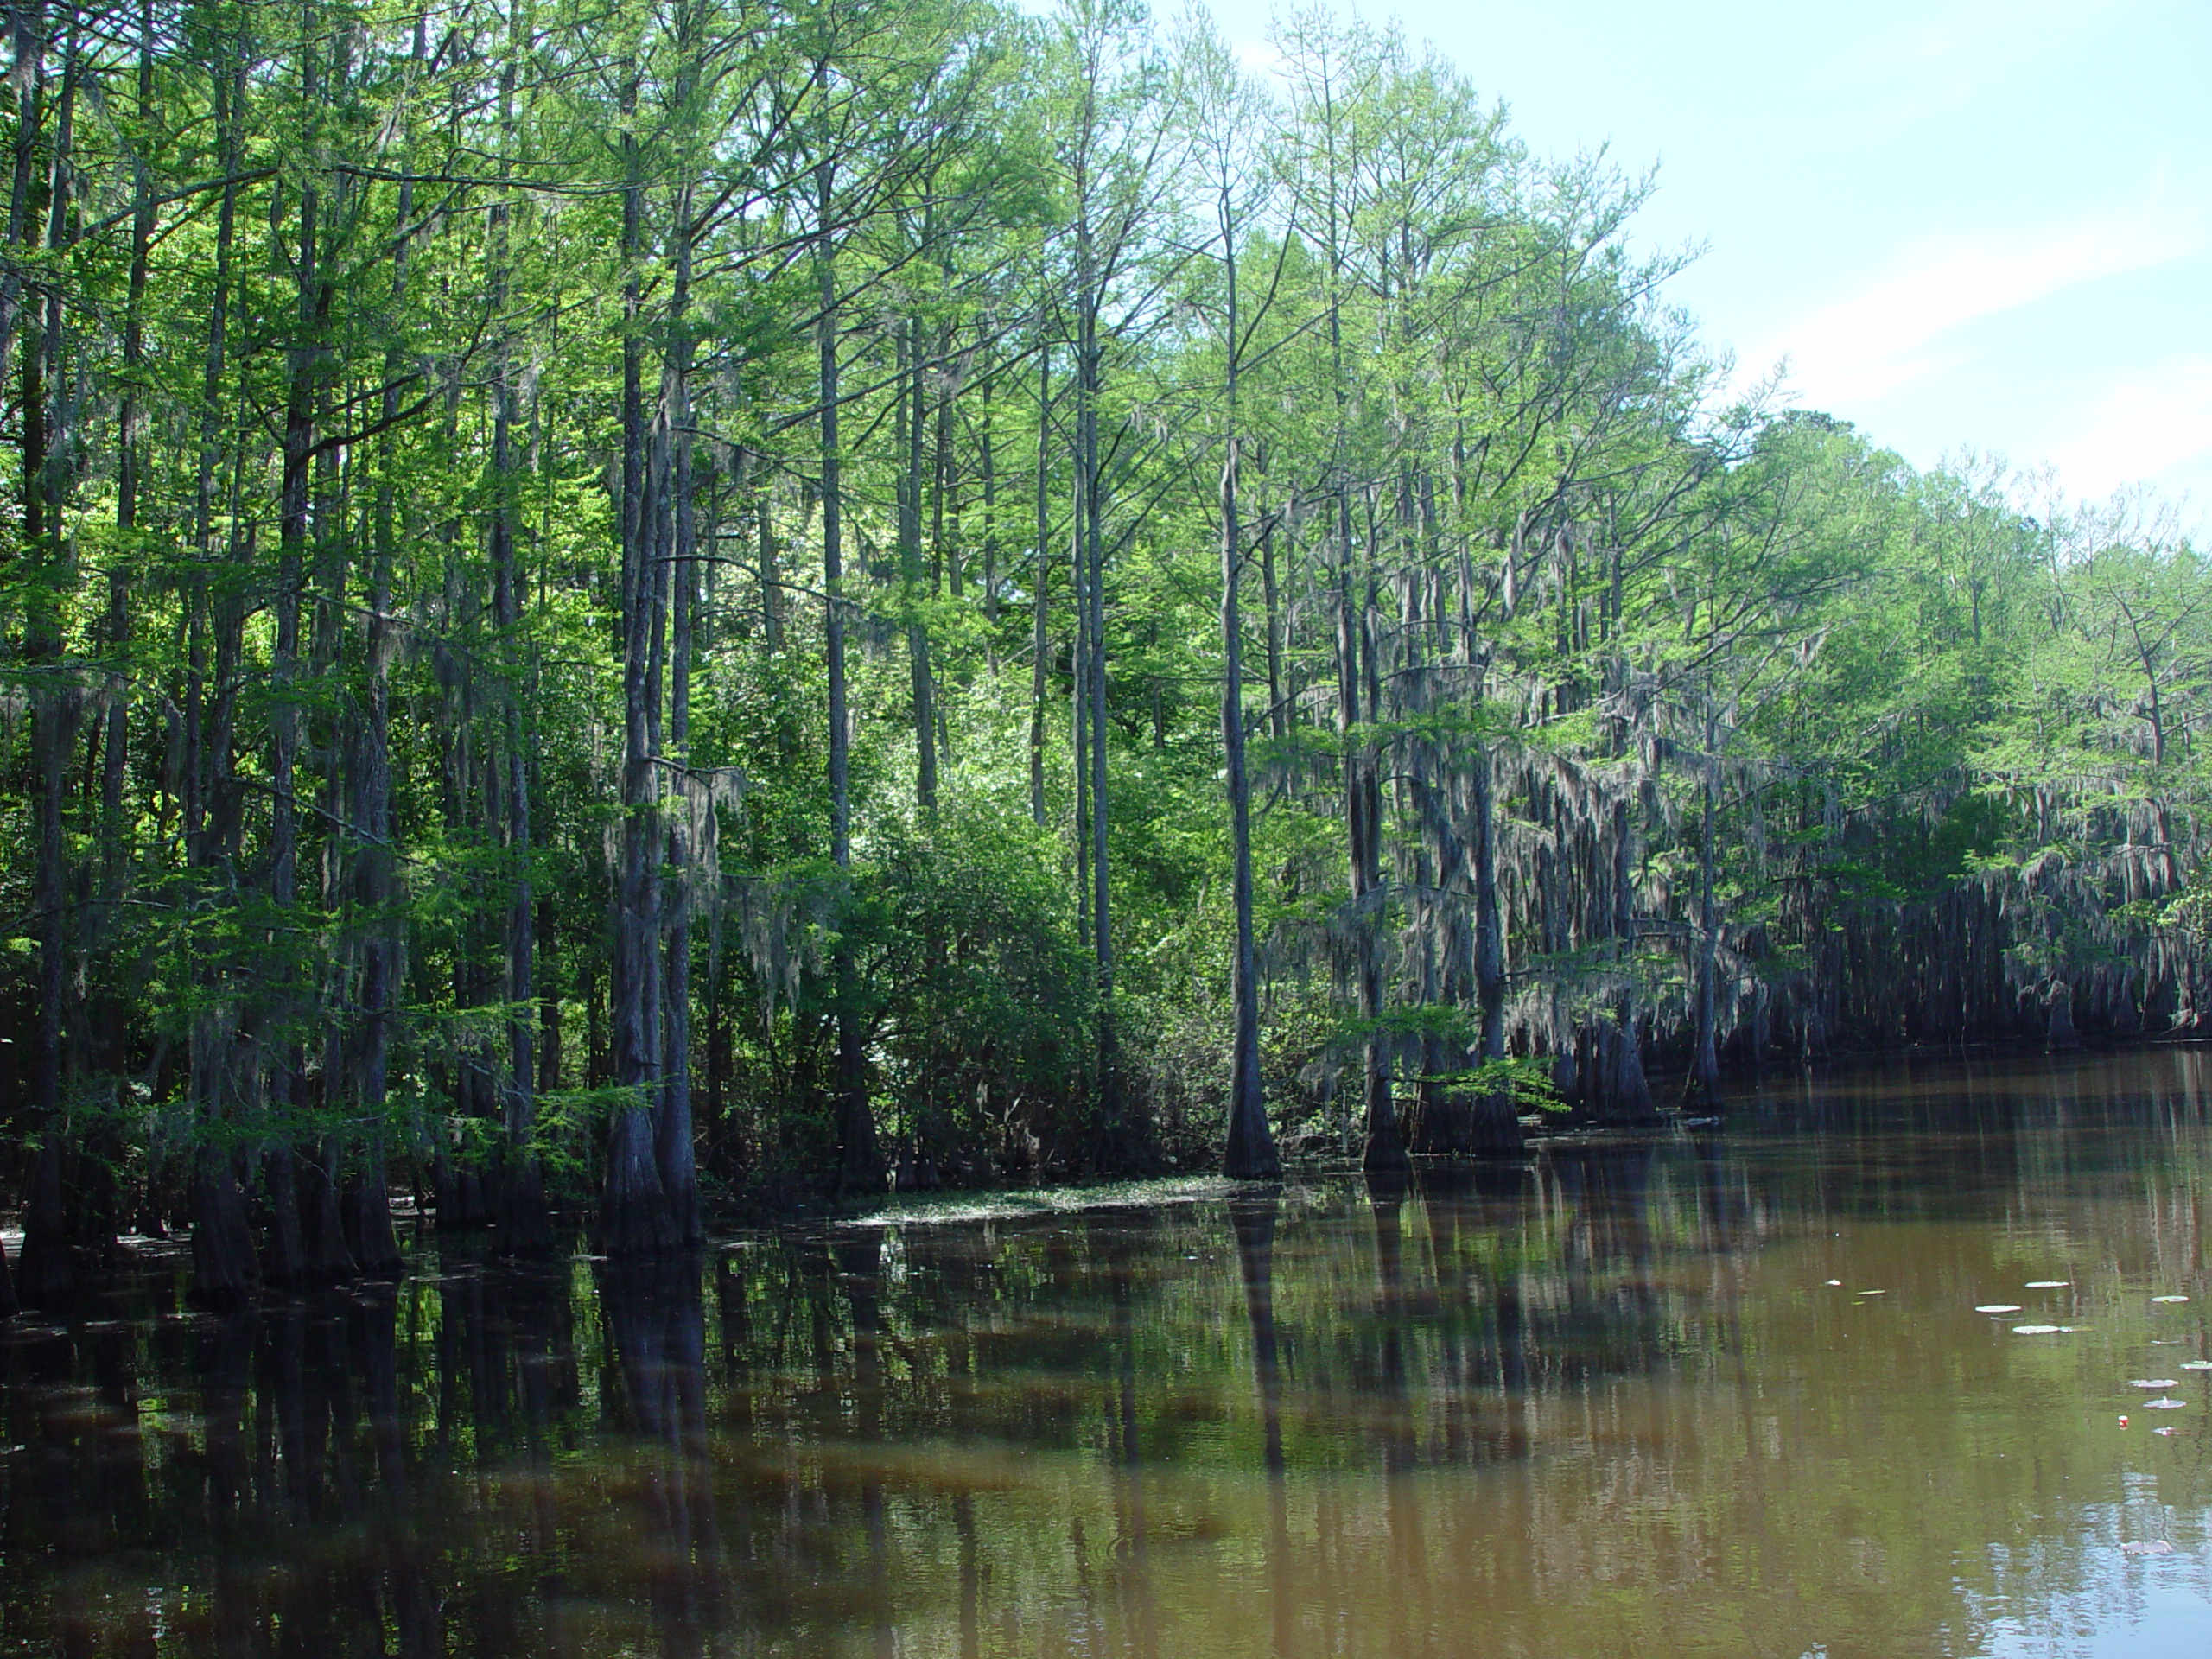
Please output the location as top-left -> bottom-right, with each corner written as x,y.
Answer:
1450,1057 -> 1570,1116
0,0 -> 2202,1241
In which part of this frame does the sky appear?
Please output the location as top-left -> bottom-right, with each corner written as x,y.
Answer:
1195,0 -> 2212,528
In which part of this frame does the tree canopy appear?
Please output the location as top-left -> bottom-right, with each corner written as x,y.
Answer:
1,0 -> 2203,1309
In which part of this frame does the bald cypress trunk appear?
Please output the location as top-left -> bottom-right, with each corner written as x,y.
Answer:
600,50 -> 677,1253
899,318 -> 938,812
263,34 -> 321,1287
1339,498 -> 1401,1172
817,61 -> 880,1194
16,14 -> 81,1309
656,149 -> 702,1247
1221,451 -> 1274,1179
491,6 -> 550,1255
1029,327 -> 1051,827
1071,170 -> 1120,1156
1262,518 -> 1286,744
346,338 -> 404,1279
979,344 -> 998,645
1685,703 -> 1722,1106
1217,206 -> 1276,1180
91,0 -> 155,1162
183,29 -> 257,1306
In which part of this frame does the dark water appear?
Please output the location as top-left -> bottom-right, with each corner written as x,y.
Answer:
4,1050 -> 2211,1658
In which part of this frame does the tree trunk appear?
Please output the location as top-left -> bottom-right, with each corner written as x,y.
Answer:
492,2 -> 551,1255
264,54 -> 323,1284
816,70 -> 880,1193
1029,326 -> 1051,827
1261,516 -> 1286,743
1339,498 -> 1402,1172
1076,231 -> 1119,1153
1685,706 -> 1722,1106
182,30 -> 259,1305
899,317 -> 938,811
1222,454 -> 1276,1178
602,68 -> 676,1255
1217,212 -> 1276,1180
188,1133 -> 259,1309
757,482 -> 782,652
16,16 -> 79,1308
657,166 -> 702,1245
979,349 -> 998,635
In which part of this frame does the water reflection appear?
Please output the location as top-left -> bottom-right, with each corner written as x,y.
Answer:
3,1049 -> 2212,1656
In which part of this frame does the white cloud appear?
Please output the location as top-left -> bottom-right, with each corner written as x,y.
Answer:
1751,200 -> 2208,411
2041,353 -> 2212,510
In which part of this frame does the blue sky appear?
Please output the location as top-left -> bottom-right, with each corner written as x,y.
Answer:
1195,0 -> 2211,524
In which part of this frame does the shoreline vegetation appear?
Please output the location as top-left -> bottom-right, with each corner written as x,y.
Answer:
2,0 -> 2206,1314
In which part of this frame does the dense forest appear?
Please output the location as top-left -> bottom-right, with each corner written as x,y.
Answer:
1,0 -> 2206,1309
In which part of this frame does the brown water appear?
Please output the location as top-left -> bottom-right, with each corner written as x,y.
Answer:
4,1049 -> 2211,1658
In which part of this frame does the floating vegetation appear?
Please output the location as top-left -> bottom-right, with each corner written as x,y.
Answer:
2128,1379 -> 2180,1390
2026,1281 -> 2070,1288
2012,1325 -> 2069,1335
2121,1541 -> 2179,1556
2139,1396 -> 2188,1409
1975,1304 -> 2024,1313
843,1177 -> 1242,1230
2151,1294 -> 2190,1304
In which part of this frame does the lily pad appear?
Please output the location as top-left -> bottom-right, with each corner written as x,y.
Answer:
2180,1361 -> 2212,1371
2121,1540 -> 2178,1556
1976,1304 -> 2024,1313
2152,1294 -> 2190,1304
2129,1379 -> 2181,1390
2012,1324 -> 2067,1335
2139,1396 -> 2188,1409
2026,1281 -> 2070,1288
2152,1426 -> 2187,1436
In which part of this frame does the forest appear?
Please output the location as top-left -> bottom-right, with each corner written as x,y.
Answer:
1,0 -> 2206,1312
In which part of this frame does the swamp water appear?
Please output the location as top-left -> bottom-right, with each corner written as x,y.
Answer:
4,1049 -> 2212,1658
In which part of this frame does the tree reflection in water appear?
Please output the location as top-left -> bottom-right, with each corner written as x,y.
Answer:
2,1049 -> 2212,1656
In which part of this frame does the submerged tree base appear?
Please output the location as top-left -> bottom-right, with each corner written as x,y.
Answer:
188,1153 -> 261,1312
